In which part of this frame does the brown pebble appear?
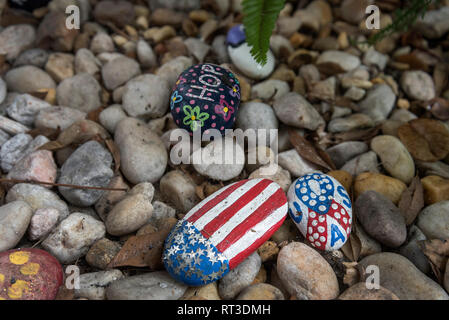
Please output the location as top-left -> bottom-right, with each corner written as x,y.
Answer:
421,175 -> 449,204
328,170 -> 353,192
354,172 -> 407,204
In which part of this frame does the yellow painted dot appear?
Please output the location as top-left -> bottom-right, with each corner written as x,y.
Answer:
172,97 -> 176,101
0,274 -> 4,283
20,263 -> 40,276
7,280 -> 30,299
9,251 -> 30,265
223,107 -> 228,113
191,115 -> 196,121
233,87 -> 237,92
0,297 -> 5,300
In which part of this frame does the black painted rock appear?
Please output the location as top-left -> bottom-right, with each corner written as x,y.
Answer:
170,63 -> 240,135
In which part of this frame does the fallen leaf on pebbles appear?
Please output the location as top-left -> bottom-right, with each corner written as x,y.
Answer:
398,176 -> 424,225
398,119 -> 449,162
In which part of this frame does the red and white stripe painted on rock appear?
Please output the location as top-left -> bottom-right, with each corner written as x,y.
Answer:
182,178 -> 288,269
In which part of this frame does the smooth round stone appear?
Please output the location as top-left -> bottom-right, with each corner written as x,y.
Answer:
170,63 -> 240,135
287,173 -> 353,251
227,25 -> 275,80
163,178 -> 288,286
0,248 -> 63,300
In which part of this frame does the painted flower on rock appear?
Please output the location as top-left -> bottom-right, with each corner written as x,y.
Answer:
170,91 -> 183,110
215,99 -> 234,122
183,105 -> 210,132
229,85 -> 240,99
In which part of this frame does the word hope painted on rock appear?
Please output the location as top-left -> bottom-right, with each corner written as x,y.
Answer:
287,173 -> 352,251
163,178 -> 287,286
0,248 -> 63,300
170,63 -> 240,135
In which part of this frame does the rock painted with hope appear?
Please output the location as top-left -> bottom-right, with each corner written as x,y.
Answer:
163,178 -> 287,286
287,173 -> 352,251
170,63 -> 241,135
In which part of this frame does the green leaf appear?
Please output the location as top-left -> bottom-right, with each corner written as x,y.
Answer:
242,0 -> 285,66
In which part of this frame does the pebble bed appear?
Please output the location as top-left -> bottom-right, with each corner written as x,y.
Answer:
0,0 -> 449,300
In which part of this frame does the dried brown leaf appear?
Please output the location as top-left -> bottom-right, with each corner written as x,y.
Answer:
38,140 -> 68,151
86,107 -> 105,123
108,225 -> 174,269
419,239 -> 449,283
27,127 -> 61,140
332,125 -> 381,144
54,286 -> 75,300
288,129 -> 334,171
398,119 -> 449,162
316,62 -> 346,76
394,53 -> 429,72
341,232 -> 361,262
398,176 -> 424,225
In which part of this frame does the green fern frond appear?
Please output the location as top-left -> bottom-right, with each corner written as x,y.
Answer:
367,0 -> 437,45
242,0 -> 285,66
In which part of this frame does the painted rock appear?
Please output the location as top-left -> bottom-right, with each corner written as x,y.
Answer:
8,0 -> 51,11
170,63 -> 240,135
287,173 -> 353,251
163,178 -> 287,286
227,25 -> 275,80
0,248 -> 63,300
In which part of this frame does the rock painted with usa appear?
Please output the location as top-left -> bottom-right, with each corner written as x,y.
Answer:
0,248 -> 63,300
287,173 -> 352,251
163,178 -> 288,286
170,63 -> 240,136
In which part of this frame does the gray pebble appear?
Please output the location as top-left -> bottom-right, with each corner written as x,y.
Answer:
122,74 -> 170,119
137,39 -> 157,68
328,113 -> 374,133
273,92 -> 324,130
6,183 -> 70,220
35,106 -> 87,130
0,77 -> 6,105
115,117 -> 167,184
74,48 -> 101,76
355,190 -> 407,247
14,48 -> 49,68
156,56 -> 193,88
401,70 -> 436,101
58,141 -> 114,206
359,84 -> 396,124
75,270 -> 124,300
219,252 -> 261,300
42,212 -> 106,264
7,94 -> 51,126
417,200 -> 449,239
56,73 -> 102,113
316,50 -> 361,72
0,24 -> 36,61
341,151 -> 379,176
99,104 -> 127,133
5,66 -> 56,93
251,80 -> 290,100
326,141 -> 368,169
398,225 -> 430,274
102,56 -> 141,90
0,201 -> 33,251
106,271 -> 188,300
90,32 -> 115,54
278,149 -> 320,177
159,170 -> 200,213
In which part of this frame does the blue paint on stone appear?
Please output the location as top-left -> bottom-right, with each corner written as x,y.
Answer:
163,220 -> 230,286
226,25 -> 246,47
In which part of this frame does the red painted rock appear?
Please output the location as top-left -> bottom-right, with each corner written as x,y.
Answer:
163,178 -> 288,286
0,248 -> 63,300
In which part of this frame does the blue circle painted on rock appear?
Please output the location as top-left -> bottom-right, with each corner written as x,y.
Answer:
226,24 -> 246,47
170,63 -> 241,136
295,173 -> 335,215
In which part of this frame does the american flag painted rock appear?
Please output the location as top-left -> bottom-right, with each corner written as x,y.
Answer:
287,173 -> 352,251
163,178 -> 288,286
